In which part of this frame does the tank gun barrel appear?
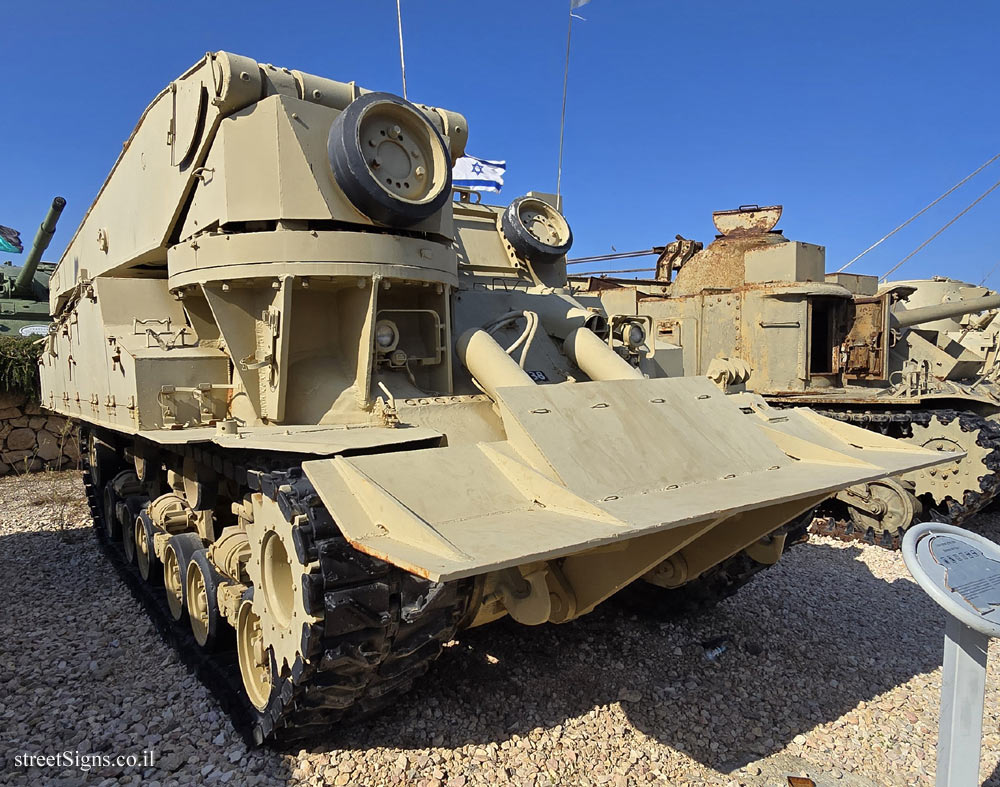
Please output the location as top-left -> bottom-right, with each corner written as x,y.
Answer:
891,292 -> 1000,329
15,197 -> 66,297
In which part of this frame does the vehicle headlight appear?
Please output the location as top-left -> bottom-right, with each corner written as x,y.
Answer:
375,320 -> 398,351
625,322 -> 645,348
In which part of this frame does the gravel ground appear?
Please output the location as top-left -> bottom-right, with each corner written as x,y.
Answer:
1,470 -> 1000,786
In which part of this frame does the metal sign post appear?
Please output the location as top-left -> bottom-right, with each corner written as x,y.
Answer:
902,523 -> 1000,787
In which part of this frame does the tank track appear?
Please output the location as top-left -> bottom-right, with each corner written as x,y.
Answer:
809,408 -> 1000,549
618,513 -> 812,619
81,431 -> 470,745
809,511 -> 904,550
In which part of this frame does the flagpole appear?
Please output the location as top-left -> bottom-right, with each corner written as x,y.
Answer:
556,2 -> 573,206
396,0 -> 408,99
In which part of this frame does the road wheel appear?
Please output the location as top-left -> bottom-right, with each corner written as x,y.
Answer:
328,92 -> 452,226
500,195 -> 573,264
102,471 -> 144,542
162,533 -> 204,621
101,484 -> 121,541
85,431 -> 118,489
237,594 -> 278,712
186,549 -> 226,649
134,511 -> 160,583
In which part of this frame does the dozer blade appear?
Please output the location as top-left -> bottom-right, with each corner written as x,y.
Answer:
302,377 -> 957,581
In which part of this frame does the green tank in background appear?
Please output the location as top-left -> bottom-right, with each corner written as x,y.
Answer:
572,206 -> 1000,548
0,196 -> 65,337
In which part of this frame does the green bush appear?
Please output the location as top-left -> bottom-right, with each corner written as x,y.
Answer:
0,335 -> 43,400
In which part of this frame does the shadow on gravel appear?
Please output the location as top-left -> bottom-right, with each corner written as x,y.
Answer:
985,760 -> 1000,787
294,542 -> 947,772
0,523 -> 294,787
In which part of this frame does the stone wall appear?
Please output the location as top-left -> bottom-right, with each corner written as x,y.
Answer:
0,391 -> 79,475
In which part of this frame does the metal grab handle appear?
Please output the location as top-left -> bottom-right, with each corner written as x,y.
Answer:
239,353 -> 273,371
758,320 -> 801,328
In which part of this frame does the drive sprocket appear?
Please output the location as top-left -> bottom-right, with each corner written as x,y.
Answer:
237,468 -> 474,742
243,491 -> 321,676
904,413 -> 995,505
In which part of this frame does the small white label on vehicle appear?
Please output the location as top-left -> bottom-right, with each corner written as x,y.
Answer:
18,325 -> 49,337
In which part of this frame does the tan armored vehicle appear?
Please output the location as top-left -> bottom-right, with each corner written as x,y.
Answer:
885,276 -> 1000,380
574,206 -> 1000,547
40,56 -> 952,743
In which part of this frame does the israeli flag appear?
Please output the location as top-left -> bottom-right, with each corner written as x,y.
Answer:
0,225 -> 22,254
453,155 -> 506,193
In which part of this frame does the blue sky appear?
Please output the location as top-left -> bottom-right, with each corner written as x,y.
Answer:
2,1 -> 997,284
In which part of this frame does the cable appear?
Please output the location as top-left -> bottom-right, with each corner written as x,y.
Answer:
517,313 -> 539,369
978,260 -> 1000,288
572,267 -> 655,276
880,174 -> 1000,282
497,313 -> 532,362
567,249 -> 660,265
838,152 -> 1000,273
482,310 -> 539,368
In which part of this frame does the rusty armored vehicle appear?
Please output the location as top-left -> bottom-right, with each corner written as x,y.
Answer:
0,196 -> 65,337
573,206 -> 1000,547
39,56 -> 952,743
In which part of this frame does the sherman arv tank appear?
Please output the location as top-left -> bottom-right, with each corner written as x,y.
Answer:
0,196 -> 65,336
572,205 -> 1000,548
39,55 -> 952,744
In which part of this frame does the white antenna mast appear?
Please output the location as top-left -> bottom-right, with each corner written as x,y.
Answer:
557,0 -> 590,205
396,0 -> 408,98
